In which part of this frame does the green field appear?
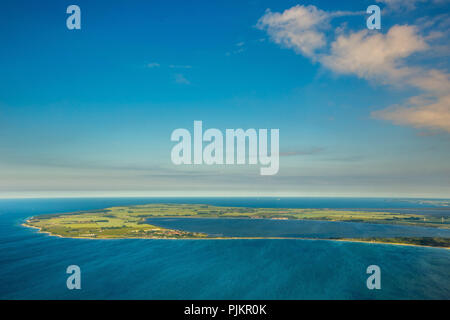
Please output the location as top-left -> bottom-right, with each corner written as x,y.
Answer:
23,203 -> 449,247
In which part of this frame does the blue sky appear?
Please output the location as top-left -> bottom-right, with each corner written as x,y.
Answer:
0,0 -> 449,198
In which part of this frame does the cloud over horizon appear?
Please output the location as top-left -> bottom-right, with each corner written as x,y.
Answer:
257,4 -> 450,133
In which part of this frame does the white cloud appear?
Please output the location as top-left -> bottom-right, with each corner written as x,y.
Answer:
174,73 -> 190,85
377,0 -> 449,11
257,5 -> 329,57
169,65 -> 192,69
373,94 -> 450,132
147,62 -> 160,68
409,69 -> 450,94
373,70 -> 450,132
376,0 -> 426,11
258,4 -> 450,133
325,27 -> 450,133
226,42 -> 247,56
257,5 -> 363,57
280,147 -> 325,157
321,25 -> 428,83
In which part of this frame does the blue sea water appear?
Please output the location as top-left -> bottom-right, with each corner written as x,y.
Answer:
0,197 -> 449,299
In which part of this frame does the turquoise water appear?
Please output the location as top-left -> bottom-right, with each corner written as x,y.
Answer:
0,198 -> 449,299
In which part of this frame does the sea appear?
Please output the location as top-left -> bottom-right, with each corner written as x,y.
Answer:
0,197 -> 449,299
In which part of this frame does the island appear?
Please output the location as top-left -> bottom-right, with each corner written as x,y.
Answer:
23,203 -> 450,248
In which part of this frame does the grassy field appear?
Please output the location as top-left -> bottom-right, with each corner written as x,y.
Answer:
76,203 -> 448,227
23,203 -> 449,246
24,205 -> 210,239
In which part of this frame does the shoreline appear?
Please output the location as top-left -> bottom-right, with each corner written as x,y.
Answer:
21,221 -> 450,250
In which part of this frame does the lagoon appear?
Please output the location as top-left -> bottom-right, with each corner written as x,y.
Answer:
146,217 -> 450,239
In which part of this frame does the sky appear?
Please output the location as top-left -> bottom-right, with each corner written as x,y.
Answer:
0,0 -> 449,198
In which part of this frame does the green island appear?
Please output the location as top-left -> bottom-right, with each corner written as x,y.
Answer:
23,203 -> 450,248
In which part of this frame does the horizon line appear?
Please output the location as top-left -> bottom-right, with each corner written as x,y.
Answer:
0,194 -> 449,200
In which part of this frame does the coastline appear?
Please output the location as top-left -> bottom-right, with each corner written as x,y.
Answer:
22,221 -> 450,250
